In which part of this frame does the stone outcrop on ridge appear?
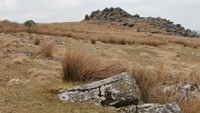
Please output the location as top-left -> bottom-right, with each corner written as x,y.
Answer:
84,7 -> 199,38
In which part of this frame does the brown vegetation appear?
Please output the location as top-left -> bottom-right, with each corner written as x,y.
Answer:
62,48 -> 126,82
1,19 -> 200,112
132,65 -> 200,113
36,41 -> 55,58
1,20 -> 200,48
34,37 -> 40,45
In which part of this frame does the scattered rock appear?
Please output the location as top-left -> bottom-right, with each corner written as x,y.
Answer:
139,52 -> 148,56
6,54 -> 13,57
118,102 -> 181,113
163,81 -> 199,99
7,78 -> 29,84
24,20 -> 37,27
58,72 -> 141,107
55,39 -> 62,45
173,63 -> 179,68
135,28 -> 140,32
149,30 -> 157,34
7,49 -> 33,56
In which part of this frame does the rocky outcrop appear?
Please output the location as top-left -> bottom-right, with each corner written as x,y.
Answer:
84,7 -> 134,27
119,102 -> 181,113
24,20 -> 37,27
84,7 -> 199,37
144,17 -> 199,37
58,72 -> 141,107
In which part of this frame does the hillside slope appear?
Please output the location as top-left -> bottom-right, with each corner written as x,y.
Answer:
0,8 -> 200,112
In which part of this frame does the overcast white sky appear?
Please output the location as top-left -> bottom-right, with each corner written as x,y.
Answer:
0,0 -> 200,30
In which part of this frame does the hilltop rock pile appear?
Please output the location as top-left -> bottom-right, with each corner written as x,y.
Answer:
84,7 -> 134,27
84,7 -> 199,37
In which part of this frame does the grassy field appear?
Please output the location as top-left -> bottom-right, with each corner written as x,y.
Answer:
0,21 -> 200,113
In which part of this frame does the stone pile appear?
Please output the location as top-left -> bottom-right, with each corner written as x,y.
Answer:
84,7 -> 134,27
84,7 -> 199,37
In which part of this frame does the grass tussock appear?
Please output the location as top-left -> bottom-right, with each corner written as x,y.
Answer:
37,41 -> 55,58
34,37 -> 40,45
62,48 -> 126,82
132,65 -> 200,113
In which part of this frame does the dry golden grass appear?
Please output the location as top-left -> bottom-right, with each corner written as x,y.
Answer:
1,20 -> 200,112
34,37 -> 40,45
62,48 -> 126,82
36,41 -> 55,58
1,20 -> 200,48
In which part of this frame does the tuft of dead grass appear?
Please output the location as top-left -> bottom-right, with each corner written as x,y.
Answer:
34,37 -> 40,45
36,41 -> 55,58
61,48 -> 126,82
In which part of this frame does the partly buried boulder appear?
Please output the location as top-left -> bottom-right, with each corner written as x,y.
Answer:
58,72 -> 141,107
24,20 -> 37,27
119,102 -> 181,113
163,81 -> 199,99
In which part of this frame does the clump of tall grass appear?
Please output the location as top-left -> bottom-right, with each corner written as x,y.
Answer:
36,41 -> 55,58
61,48 -> 126,82
34,37 -> 40,45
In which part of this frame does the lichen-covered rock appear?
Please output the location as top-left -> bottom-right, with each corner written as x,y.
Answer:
163,81 -> 199,99
58,72 -> 141,107
137,102 -> 181,113
118,102 -> 181,113
118,105 -> 137,113
24,20 -> 37,27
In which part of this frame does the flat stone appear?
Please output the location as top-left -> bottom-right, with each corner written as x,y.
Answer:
58,72 -> 141,107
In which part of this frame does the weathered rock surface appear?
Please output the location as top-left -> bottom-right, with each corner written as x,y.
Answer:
84,7 -> 199,37
58,72 -> 141,107
7,49 -> 33,56
24,20 -> 37,27
118,102 -> 181,113
84,7 -> 134,27
163,81 -> 200,99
